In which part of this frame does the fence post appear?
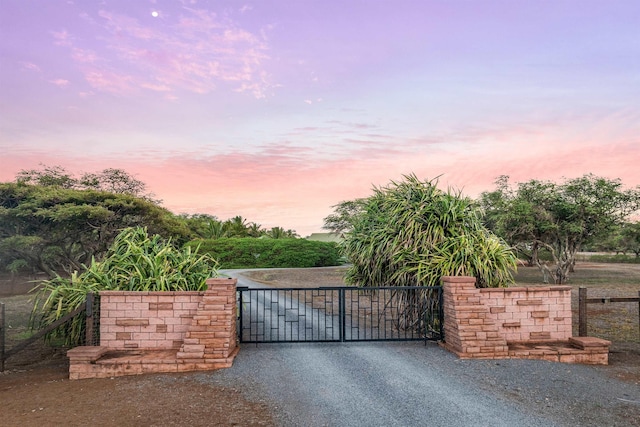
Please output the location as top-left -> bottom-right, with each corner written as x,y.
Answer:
85,293 -> 94,346
578,287 -> 587,337
339,288 -> 345,342
1,302 -> 5,372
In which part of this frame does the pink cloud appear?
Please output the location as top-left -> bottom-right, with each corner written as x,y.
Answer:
51,29 -> 72,46
50,78 -> 70,87
71,48 -> 100,64
21,62 -> 41,72
84,69 -> 136,95
51,7 -> 272,98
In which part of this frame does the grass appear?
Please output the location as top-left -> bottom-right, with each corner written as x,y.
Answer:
514,263 -> 640,343
514,263 -> 640,285
1,294 -> 36,346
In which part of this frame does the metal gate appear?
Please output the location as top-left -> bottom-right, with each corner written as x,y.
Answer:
237,286 -> 443,343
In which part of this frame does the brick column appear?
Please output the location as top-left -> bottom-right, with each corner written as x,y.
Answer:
177,278 -> 238,367
441,276 -> 508,359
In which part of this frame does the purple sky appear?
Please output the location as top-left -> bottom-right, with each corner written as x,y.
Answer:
1,0 -> 639,236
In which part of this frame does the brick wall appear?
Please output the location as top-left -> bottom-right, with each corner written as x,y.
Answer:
441,276 -> 572,359
480,286 -> 572,342
100,290 -> 205,349
69,278 -> 239,379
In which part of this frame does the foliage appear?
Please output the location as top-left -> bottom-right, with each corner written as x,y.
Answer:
336,174 -> 517,288
323,199 -> 366,236
265,226 -> 299,239
619,222 -> 640,258
180,214 -> 227,239
31,227 -> 219,346
187,238 -> 341,269
587,254 -> 640,264
0,183 -> 192,277
16,164 -> 158,202
179,214 -> 299,239
480,174 -> 640,283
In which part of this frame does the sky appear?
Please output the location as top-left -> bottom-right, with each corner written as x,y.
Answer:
1,0 -> 639,236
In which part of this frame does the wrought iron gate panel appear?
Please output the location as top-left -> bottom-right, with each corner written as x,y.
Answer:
237,286 -> 442,343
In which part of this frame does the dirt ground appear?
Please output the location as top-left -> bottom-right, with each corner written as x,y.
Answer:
1,264 -> 639,426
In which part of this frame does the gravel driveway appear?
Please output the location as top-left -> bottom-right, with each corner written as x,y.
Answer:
205,271 -> 640,427
190,341 -> 637,427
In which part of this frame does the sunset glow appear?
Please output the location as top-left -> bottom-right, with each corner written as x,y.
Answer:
1,1 -> 638,235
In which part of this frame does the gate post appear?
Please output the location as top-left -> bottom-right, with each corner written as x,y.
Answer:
339,288 -> 345,342
236,286 -> 248,343
578,287 -> 587,337
85,293 -> 94,346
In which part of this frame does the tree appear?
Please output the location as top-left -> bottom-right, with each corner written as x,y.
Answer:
619,221 -> 640,258
590,224 -> 625,254
16,164 -> 158,202
266,226 -> 299,239
247,222 -> 265,237
0,183 -> 191,277
223,215 -> 249,237
79,168 -> 158,202
479,176 -> 556,273
179,214 -> 299,240
180,214 -> 226,239
16,164 -> 77,188
330,174 -> 517,289
480,174 -> 640,283
322,199 -> 366,236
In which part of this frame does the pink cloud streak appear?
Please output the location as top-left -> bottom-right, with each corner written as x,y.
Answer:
2,134 -> 638,236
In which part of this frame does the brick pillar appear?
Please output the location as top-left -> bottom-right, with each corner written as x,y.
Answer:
441,276 -> 508,359
177,278 -> 238,366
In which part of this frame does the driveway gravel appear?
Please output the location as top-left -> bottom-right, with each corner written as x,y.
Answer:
192,341 -> 639,427
201,270 -> 640,426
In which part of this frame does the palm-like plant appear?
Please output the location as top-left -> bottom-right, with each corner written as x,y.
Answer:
31,227 -> 219,346
342,174 -> 517,289
224,215 -> 249,237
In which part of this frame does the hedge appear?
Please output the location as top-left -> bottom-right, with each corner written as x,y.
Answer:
185,238 -> 342,269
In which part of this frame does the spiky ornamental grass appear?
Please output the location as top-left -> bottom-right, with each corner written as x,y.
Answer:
343,174 -> 517,289
31,227 -> 219,346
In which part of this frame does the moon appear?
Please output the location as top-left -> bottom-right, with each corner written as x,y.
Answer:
151,11 -> 159,18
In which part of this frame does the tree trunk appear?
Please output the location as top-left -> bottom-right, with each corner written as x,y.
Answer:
37,256 -> 57,279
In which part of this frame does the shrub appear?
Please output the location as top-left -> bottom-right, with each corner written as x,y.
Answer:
31,227 -> 218,346
340,174 -> 517,288
187,238 -> 342,269
587,254 -> 640,264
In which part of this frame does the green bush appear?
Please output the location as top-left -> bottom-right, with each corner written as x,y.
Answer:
186,238 -> 342,269
339,175 -> 516,288
587,254 -> 640,264
31,227 -> 219,346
